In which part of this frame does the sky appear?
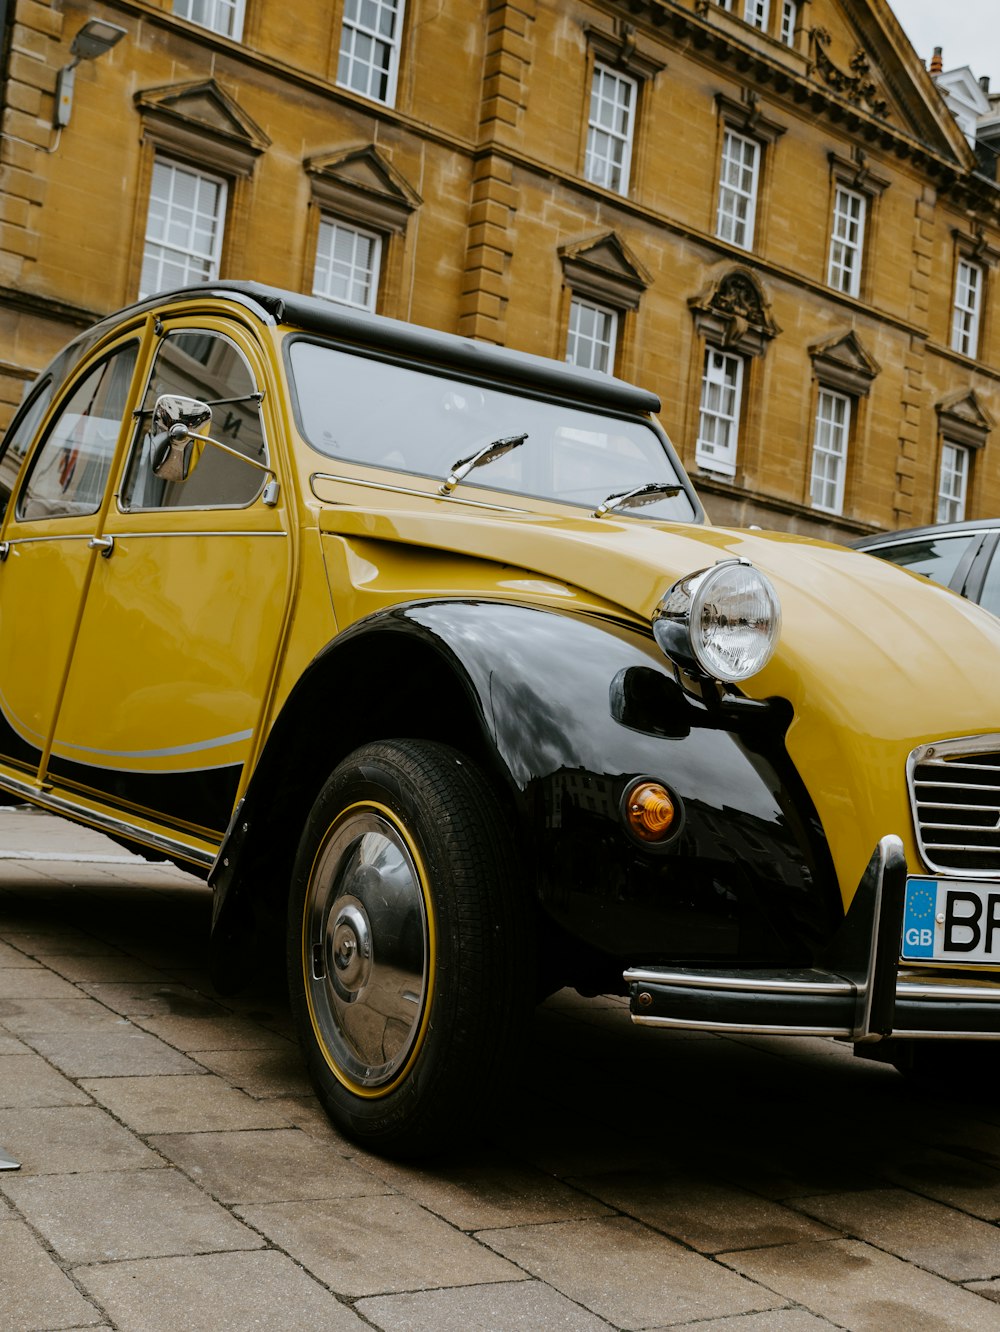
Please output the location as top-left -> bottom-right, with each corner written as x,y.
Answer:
891,0 -> 1000,85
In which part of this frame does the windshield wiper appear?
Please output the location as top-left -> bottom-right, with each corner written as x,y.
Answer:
593,481 -> 683,519
440,433 -> 528,495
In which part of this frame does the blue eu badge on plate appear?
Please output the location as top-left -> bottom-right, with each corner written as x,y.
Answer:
902,879 -> 937,960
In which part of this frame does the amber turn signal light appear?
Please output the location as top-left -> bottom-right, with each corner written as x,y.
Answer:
624,781 -> 677,843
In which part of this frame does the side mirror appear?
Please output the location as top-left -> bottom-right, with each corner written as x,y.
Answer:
149,395 -> 211,483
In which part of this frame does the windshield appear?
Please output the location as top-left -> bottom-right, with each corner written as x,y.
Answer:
287,339 -> 697,522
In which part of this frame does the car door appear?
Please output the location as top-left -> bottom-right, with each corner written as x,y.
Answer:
46,320 -> 292,855
0,337 -> 142,784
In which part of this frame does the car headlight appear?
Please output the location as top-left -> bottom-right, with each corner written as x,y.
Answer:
652,559 -> 781,683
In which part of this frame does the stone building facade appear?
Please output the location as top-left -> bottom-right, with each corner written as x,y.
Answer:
1,0 -> 998,539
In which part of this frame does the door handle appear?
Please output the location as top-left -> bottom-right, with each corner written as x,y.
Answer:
88,535 -> 114,558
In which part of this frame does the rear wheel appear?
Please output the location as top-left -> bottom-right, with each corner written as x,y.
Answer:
286,739 -> 531,1157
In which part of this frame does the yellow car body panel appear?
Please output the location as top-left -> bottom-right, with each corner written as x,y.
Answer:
3,280 -> 1000,1108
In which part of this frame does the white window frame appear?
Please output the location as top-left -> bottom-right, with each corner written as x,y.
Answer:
951,258 -> 983,357
743,0 -> 769,30
566,296 -> 618,374
312,218 -> 383,313
810,388 -> 851,514
828,185 -> 867,298
780,0 -> 797,44
139,157 -> 227,301
584,63 -> 637,195
716,129 -> 759,251
696,348 -> 744,477
172,0 -> 245,40
937,442 -> 970,523
337,0 -> 405,107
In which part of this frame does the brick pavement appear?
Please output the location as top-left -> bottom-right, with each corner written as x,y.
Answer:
2,805 -> 1000,1331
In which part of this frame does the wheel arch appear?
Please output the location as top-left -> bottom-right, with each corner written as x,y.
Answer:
208,602 -> 526,988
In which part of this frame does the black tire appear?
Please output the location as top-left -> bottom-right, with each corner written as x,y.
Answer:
286,739 -> 532,1158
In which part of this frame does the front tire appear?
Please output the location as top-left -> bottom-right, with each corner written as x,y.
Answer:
287,739 -> 531,1157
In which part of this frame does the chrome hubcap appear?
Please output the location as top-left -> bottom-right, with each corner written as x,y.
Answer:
305,809 -> 429,1091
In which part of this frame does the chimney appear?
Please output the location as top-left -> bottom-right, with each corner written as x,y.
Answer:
930,46 -> 943,75
981,75 -> 991,94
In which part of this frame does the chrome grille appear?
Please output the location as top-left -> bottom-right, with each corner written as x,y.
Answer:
908,736 -> 1000,876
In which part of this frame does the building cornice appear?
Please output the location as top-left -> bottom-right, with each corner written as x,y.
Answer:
603,0 -> 998,216
0,285 -> 102,333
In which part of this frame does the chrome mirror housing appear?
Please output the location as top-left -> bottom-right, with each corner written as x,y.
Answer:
149,395 -> 211,482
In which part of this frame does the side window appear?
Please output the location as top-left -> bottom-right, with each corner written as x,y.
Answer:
0,378 -> 56,521
122,330 -> 266,510
872,534 -> 981,590
976,550 -> 1000,619
16,345 -> 138,523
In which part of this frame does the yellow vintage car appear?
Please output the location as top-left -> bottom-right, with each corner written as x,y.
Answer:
2,281 -> 1000,1155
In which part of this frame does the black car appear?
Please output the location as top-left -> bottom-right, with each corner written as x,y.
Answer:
853,519 -> 1000,615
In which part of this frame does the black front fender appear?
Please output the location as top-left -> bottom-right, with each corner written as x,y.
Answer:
210,599 -> 841,988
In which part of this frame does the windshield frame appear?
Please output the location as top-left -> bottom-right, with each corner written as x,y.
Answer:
282,333 -> 704,524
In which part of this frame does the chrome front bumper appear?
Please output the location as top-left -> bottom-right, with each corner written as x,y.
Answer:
624,835 -> 1000,1042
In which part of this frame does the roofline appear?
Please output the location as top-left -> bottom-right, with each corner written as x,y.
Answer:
108,281 -> 663,418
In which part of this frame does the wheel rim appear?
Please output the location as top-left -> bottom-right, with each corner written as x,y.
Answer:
302,803 -> 433,1096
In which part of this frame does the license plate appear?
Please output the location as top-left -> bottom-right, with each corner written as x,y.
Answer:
902,876 -> 1000,963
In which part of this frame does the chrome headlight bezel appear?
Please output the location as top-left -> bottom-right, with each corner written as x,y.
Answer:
652,559 -> 782,684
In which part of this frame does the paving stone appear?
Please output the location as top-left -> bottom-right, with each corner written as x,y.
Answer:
0,967 -> 82,999
150,1128 -> 387,1204
0,1031 -> 28,1054
24,1020 -> 203,1077
649,1312 -> 839,1331
365,1155 -> 612,1231
77,981 -> 226,1019
0,940 -> 38,967
882,1147 -> 1000,1221
192,1045 -> 312,1096
356,1279 -> 616,1330
1,928 -> 120,956
43,953 -> 168,983
132,1012 -> 292,1051
566,1169 -> 836,1253
3,1167 -> 263,1263
794,1186 -> 1000,1281
0,1105 -> 160,1175
724,1237 -> 1000,1331
0,1217 -> 102,1332
76,1249 -> 366,1331
476,1216 -> 782,1328
0,995 -> 121,1034
0,1052 -> 89,1109
237,1195 -> 522,1297
966,1278 -> 1000,1303
79,1073 -> 292,1134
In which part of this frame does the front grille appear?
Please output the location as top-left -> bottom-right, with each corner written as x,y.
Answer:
908,736 -> 1000,876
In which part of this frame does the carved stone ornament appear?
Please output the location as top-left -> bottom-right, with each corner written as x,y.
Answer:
936,388 -> 994,449
688,268 -> 781,358
585,21 -> 666,82
809,328 -> 881,396
809,28 -> 890,120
